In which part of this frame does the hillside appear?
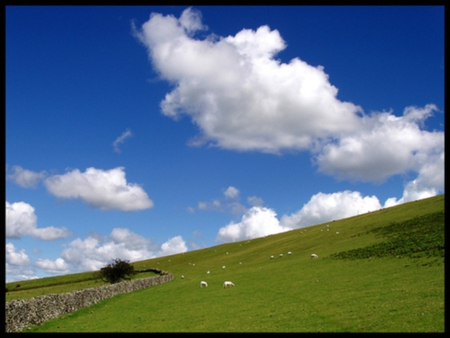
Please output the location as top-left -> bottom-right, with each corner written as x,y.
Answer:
8,194 -> 444,332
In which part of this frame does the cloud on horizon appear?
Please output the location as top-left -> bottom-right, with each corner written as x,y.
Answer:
6,228 -> 189,281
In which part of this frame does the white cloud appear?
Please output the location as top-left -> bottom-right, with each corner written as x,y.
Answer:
5,243 -> 38,282
224,186 -> 240,199
134,8 -> 362,155
247,196 -> 264,207
7,165 -> 47,188
316,105 -> 444,183
34,258 -> 70,275
159,236 -> 188,256
135,7 -> 444,199
384,151 -> 444,207
6,242 -> 31,266
43,167 -> 154,212
280,191 -> 383,228
58,229 -> 187,273
6,201 -> 71,240
113,128 -> 133,153
216,206 -> 289,243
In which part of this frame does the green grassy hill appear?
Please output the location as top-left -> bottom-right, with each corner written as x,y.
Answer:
9,194 -> 444,332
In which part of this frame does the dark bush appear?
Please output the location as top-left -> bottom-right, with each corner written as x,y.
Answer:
98,258 -> 137,284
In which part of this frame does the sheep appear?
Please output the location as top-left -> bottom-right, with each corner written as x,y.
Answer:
222,265 -> 226,269
239,262 -> 242,264
327,229 -> 330,232
181,275 -> 185,279
311,253 -> 319,259
270,255 -> 274,259
288,251 -> 292,255
223,281 -> 235,288
336,231 -> 340,234
279,254 -> 283,257
207,271 -> 210,274
200,281 -> 208,288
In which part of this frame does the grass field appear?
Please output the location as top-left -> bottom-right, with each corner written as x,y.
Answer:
8,194 -> 444,332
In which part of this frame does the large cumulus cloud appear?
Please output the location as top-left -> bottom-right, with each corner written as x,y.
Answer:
134,7 -> 444,199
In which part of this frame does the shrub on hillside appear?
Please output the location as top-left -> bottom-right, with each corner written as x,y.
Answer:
98,258 -> 137,284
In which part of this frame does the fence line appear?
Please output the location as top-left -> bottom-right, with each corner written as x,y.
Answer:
5,274 -> 174,332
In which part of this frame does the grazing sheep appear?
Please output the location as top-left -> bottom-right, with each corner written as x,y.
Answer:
239,262 -> 242,264
207,271 -> 210,274
270,255 -> 274,259
279,254 -> 283,257
181,275 -> 184,279
200,281 -> 208,288
311,254 -> 319,259
226,252 -> 228,255
327,229 -> 330,232
223,281 -> 235,288
222,265 -> 226,269
288,251 -> 292,255
336,232 -> 340,234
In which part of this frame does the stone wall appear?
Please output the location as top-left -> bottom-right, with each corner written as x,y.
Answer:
5,274 -> 174,332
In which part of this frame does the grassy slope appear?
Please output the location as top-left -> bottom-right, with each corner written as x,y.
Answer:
15,195 -> 445,332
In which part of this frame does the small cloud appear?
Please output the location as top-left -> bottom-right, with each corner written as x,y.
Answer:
224,186 -> 240,199
7,165 -> 47,188
113,128 -> 133,153
247,196 -> 264,207
185,206 -> 195,213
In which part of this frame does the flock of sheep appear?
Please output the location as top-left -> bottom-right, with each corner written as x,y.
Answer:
177,225 -> 340,289
179,251 -> 322,289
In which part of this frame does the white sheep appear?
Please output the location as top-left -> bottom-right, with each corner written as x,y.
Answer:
336,231 -> 340,234
288,251 -> 292,255
222,265 -> 226,269
207,271 -> 210,274
270,255 -> 274,259
279,254 -> 283,257
311,253 -> 319,259
223,281 -> 235,288
200,281 -> 208,288
181,275 -> 184,279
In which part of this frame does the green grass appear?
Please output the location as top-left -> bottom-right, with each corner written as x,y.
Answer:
10,194 -> 444,332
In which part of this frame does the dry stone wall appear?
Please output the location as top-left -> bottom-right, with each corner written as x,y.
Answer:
5,274 -> 174,332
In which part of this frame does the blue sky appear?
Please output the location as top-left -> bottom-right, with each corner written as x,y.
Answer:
6,6 -> 444,282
